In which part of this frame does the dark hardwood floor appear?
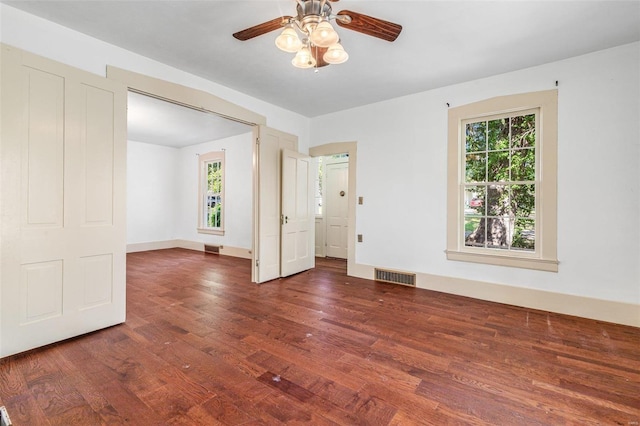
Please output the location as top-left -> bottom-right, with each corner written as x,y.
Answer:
1,248 -> 639,425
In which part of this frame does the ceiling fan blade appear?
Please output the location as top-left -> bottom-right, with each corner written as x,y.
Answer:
310,46 -> 330,68
233,16 -> 293,41
335,10 -> 402,42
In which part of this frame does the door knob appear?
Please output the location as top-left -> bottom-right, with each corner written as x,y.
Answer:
339,191 -> 345,197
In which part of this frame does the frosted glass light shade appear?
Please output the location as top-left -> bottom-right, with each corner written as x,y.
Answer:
323,42 -> 349,64
292,46 -> 316,68
275,27 -> 302,53
309,20 -> 339,48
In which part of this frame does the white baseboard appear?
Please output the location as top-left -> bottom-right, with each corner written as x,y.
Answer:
126,240 -> 178,253
349,262 -> 639,328
127,240 -> 251,260
174,239 -> 204,252
219,245 -> 252,259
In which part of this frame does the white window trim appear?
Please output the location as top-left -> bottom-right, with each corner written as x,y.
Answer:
446,90 -> 558,272
198,151 -> 225,236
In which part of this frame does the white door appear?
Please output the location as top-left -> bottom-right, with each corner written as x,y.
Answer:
325,161 -> 349,259
0,45 -> 127,357
281,149 -> 314,277
254,126 -> 297,283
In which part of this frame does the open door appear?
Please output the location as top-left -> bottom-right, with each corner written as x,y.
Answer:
1,45 -> 127,357
281,149 -> 314,277
254,126 -> 297,283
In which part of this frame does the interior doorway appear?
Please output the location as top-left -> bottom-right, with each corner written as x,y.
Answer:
309,142 -> 357,276
126,91 -> 254,253
109,67 -> 313,283
315,154 -> 349,259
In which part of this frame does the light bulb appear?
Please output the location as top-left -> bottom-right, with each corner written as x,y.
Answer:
275,27 -> 302,53
292,46 -> 316,69
323,42 -> 349,64
309,20 -> 339,48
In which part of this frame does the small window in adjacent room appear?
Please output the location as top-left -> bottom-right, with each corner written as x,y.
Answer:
198,151 -> 225,235
446,90 -> 558,271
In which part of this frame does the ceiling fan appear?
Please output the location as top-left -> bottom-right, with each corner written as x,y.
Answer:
232,0 -> 402,69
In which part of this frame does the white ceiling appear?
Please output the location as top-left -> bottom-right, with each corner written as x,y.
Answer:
4,1 -> 640,119
127,92 -> 253,147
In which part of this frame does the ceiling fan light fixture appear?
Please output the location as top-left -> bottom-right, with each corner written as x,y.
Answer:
323,42 -> 349,64
275,26 -> 302,53
292,45 -> 316,69
309,20 -> 339,48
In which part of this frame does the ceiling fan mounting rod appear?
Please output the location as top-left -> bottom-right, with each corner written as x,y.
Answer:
294,0 -> 333,35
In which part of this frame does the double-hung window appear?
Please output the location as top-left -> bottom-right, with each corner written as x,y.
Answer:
446,90 -> 558,271
198,151 -> 225,235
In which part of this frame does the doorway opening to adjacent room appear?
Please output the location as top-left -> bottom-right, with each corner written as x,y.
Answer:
314,153 -> 349,260
310,142 -> 357,276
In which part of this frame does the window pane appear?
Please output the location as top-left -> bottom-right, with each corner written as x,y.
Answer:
466,121 -> 486,152
465,153 -> 486,183
511,148 -> 535,182
207,194 -> 221,228
512,218 -> 535,251
206,160 -> 222,229
486,217 -> 510,249
208,161 -> 221,193
464,217 -> 484,247
464,186 -> 485,216
511,114 -> 535,149
487,150 -> 509,182
488,118 -> 509,151
510,184 -> 535,218
487,184 -> 509,216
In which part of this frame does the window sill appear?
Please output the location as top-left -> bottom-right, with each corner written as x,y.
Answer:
446,249 -> 558,272
197,228 -> 224,236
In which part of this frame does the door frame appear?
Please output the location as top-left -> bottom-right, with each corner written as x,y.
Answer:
309,142 -> 357,275
106,67 -> 269,280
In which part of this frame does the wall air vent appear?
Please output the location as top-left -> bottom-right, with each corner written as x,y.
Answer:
204,244 -> 220,254
374,268 -> 416,287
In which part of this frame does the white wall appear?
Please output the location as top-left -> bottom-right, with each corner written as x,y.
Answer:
127,133 -> 254,249
0,4 -> 311,153
311,42 -> 640,306
127,141 -> 178,244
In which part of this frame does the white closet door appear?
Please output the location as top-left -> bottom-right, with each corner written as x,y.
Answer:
0,45 -> 127,357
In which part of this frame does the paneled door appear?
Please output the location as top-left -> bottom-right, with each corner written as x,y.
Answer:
254,126 -> 297,283
0,45 -> 127,357
280,149 -> 314,277
325,160 -> 349,259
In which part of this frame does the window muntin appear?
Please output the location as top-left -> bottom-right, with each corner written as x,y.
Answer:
198,151 -> 224,235
462,110 -> 537,253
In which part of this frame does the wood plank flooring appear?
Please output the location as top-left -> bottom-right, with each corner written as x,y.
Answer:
1,248 -> 639,425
